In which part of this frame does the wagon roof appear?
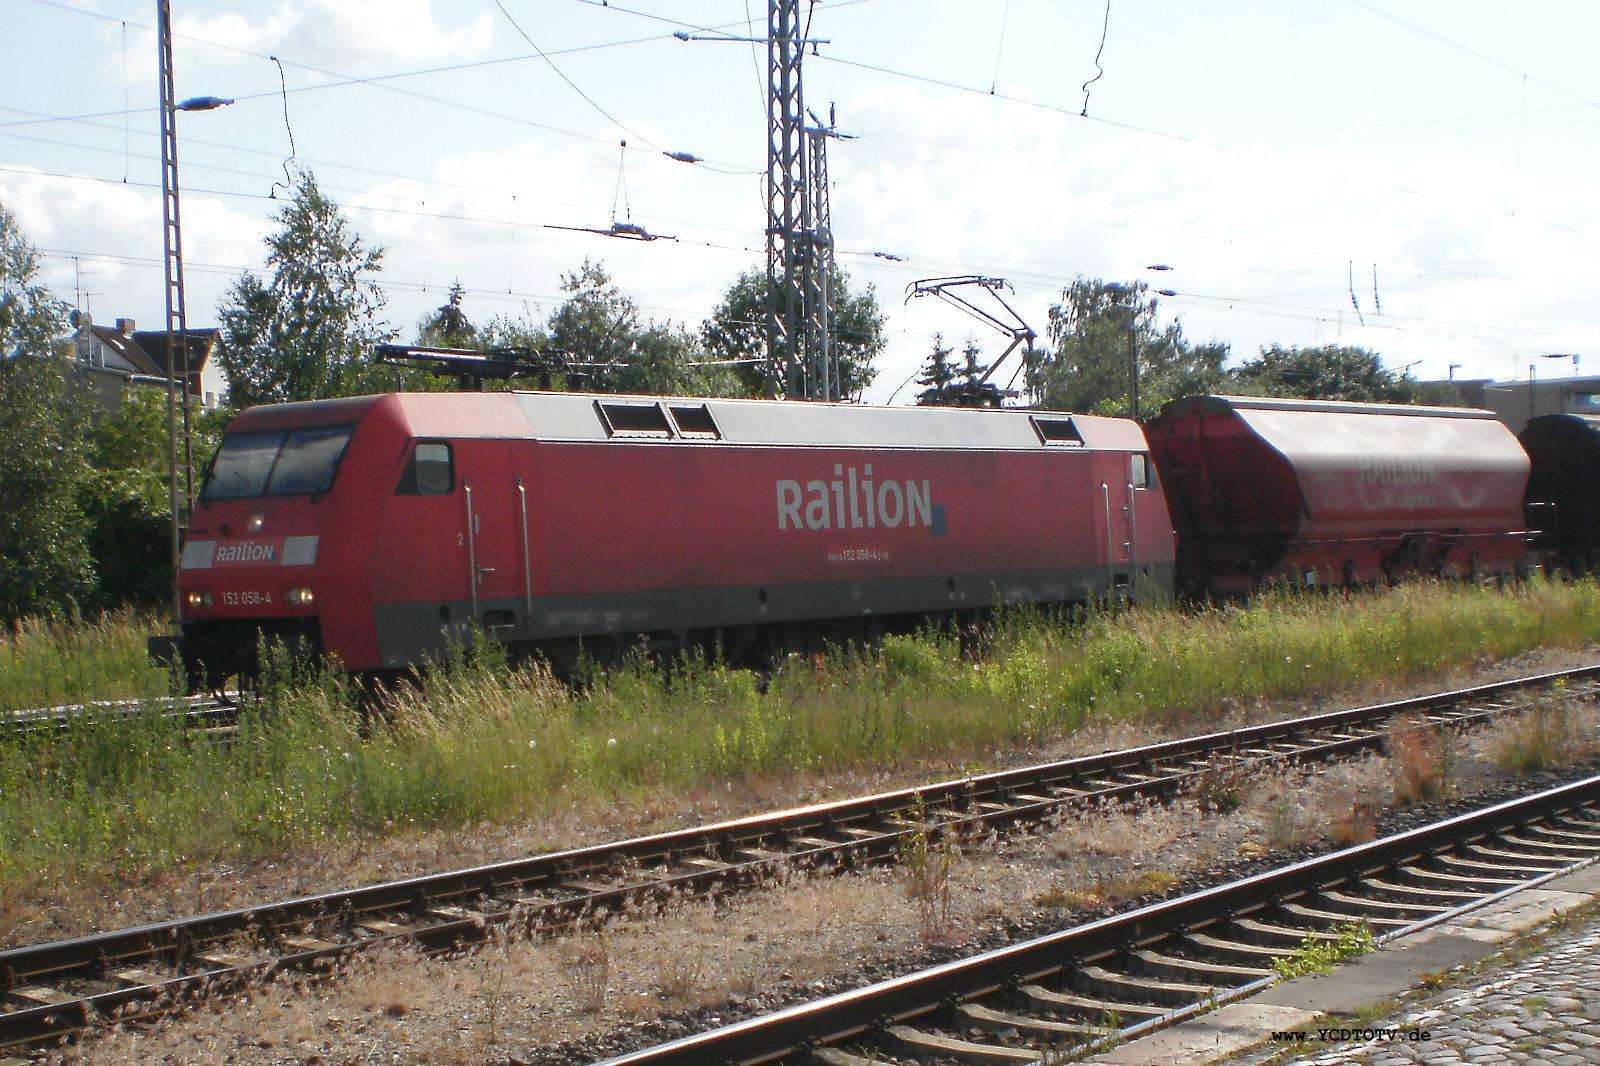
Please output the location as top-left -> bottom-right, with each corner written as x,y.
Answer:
1163,394 -> 1526,473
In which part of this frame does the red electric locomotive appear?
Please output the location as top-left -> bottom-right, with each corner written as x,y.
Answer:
167,392 -> 1175,684
1146,395 -> 1533,597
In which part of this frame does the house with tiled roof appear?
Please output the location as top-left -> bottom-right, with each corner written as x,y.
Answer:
69,312 -> 227,412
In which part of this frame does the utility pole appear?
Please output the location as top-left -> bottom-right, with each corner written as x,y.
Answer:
681,3 -> 837,400
764,1 -> 846,401
765,0 -> 806,398
157,0 -> 186,623
804,107 -> 850,401
158,0 -> 230,622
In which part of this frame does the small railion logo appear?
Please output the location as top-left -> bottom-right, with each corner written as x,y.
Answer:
214,541 -> 277,564
776,464 -> 944,533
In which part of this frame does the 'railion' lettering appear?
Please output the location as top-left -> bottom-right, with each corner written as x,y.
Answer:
776,465 -> 933,531
213,541 -> 277,564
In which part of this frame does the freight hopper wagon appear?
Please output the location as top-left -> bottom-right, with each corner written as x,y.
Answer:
1520,413 -> 1600,574
1145,395 -> 1531,598
164,392 -> 1175,685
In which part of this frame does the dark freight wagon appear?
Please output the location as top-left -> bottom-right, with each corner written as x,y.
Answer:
1520,413 -> 1600,574
1145,395 -> 1532,597
171,392 -> 1175,682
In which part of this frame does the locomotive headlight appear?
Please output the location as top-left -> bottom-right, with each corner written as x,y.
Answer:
285,586 -> 315,607
247,512 -> 265,533
184,591 -> 212,608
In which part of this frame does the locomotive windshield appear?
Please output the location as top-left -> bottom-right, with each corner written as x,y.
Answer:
201,424 -> 354,501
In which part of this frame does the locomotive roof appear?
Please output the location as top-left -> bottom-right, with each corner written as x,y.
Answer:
232,391 -> 1152,452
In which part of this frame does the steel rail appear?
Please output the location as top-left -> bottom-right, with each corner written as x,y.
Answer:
2,692 -> 241,738
0,664 -> 1594,1049
597,773 -> 1600,1066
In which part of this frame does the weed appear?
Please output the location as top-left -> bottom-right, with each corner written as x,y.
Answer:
1388,715 -> 1444,805
560,934 -> 610,1013
1191,758 -> 1248,815
1522,994 -> 1548,1015
1494,685 -> 1595,772
1330,796 -> 1379,847
476,933 -> 511,1046
1262,794 -> 1305,850
899,796 -> 959,941
1271,922 -> 1375,980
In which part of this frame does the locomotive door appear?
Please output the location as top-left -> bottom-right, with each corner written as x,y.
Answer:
1101,453 -> 1137,582
457,441 -> 529,632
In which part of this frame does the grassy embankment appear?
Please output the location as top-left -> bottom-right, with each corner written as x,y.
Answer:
3,580 -> 1600,903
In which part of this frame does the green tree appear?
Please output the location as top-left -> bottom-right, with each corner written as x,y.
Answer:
1025,278 -> 1227,416
953,339 -> 1006,407
700,265 -> 884,399
914,333 -> 960,405
417,281 -> 478,349
917,336 -> 1005,407
217,169 -> 390,405
0,202 -> 93,620
1224,345 -> 1419,403
550,260 -> 738,395
81,388 -> 171,608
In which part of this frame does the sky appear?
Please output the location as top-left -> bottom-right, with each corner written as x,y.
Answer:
3,0 -> 1599,404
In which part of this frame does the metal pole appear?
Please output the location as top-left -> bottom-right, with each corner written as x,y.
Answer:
1127,298 -> 1139,420
157,0 -> 182,624
765,0 -> 805,398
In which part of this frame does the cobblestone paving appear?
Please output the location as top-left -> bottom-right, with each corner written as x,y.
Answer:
1230,918 -> 1600,1065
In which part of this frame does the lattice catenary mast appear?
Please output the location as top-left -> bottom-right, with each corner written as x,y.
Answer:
157,0 -> 190,619
765,0 -> 845,401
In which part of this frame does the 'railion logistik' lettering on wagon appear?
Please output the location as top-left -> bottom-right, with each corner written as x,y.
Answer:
776,464 -> 935,531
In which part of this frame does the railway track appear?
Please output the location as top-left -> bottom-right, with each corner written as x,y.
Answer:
0,665 -> 1595,1051
1,692 -> 241,739
598,771 -> 1600,1066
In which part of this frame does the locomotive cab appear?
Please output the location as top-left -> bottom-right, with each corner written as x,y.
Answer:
165,396 -> 387,688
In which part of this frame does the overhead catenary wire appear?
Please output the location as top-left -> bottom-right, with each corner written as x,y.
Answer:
267,56 -> 298,198
489,0 -> 661,152
1080,0 -> 1112,116
8,0 -> 1592,381
14,0 -> 762,175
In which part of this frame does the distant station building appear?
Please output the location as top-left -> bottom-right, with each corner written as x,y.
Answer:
1420,371 -> 1600,435
68,311 -> 227,414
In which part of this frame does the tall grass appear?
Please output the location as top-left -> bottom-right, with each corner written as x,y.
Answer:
4,579 -> 1600,901
0,609 -> 168,711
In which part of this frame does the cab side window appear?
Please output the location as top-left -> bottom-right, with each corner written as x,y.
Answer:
397,441 -> 453,495
1131,453 -> 1155,490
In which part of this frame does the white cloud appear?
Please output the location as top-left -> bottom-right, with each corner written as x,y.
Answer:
0,167 -> 267,325
176,0 -> 494,71
827,84 -> 1600,398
